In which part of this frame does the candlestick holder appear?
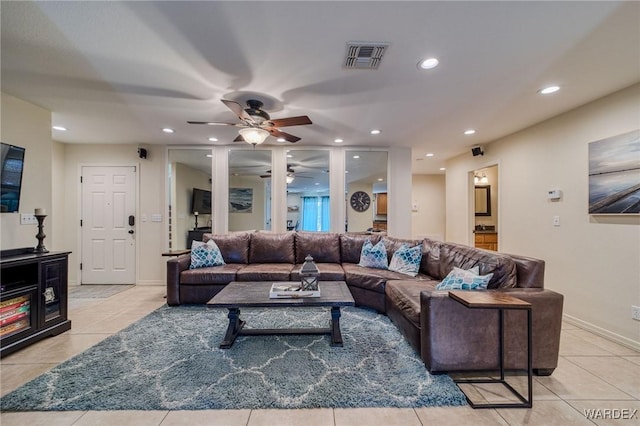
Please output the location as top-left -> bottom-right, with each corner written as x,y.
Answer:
34,214 -> 49,253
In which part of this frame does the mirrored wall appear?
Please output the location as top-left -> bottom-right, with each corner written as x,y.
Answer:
228,150 -> 272,231
285,150 -> 330,232
167,148 -> 212,250
345,151 -> 388,233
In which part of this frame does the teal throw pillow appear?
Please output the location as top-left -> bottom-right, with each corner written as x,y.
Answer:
189,239 -> 226,269
358,239 -> 388,269
435,266 -> 493,290
388,244 -> 423,277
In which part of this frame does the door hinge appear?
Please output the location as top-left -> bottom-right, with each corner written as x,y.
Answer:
80,263 -> 83,270
80,219 -> 83,227
80,176 -> 83,183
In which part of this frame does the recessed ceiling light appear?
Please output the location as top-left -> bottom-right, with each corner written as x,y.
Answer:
425,153 -> 434,157
464,129 -> 476,135
315,182 -> 320,185
440,167 -> 446,171
418,57 -> 439,70
377,178 -> 383,181
345,170 -> 349,174
162,128 -> 175,134
208,137 -> 218,142
206,154 -> 213,158
334,138 -> 344,143
52,126 -> 67,131
286,154 -> 293,158
539,85 -> 560,95
353,155 -> 360,159
370,129 -> 381,135
277,138 -> 286,142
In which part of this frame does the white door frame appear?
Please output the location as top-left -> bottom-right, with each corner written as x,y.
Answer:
77,163 -> 140,284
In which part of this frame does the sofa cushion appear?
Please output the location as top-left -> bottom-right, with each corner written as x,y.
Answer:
249,232 -> 295,263
381,236 -> 423,259
358,239 -> 388,269
203,232 -> 251,264
180,263 -> 245,285
435,266 -> 493,290
439,242 -> 517,289
189,240 -> 225,269
420,238 -> 443,279
386,279 -> 439,326
236,263 -> 294,281
291,263 -> 345,281
343,263 -> 430,294
388,244 -> 422,277
339,233 -> 383,264
294,232 -> 341,264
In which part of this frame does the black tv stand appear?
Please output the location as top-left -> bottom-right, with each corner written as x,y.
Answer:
187,228 -> 212,248
1,248 -> 71,357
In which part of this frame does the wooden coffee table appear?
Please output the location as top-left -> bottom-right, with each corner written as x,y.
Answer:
206,281 -> 355,349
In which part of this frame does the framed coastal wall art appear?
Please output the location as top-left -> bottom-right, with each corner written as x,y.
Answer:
588,129 -> 640,214
229,188 -> 253,213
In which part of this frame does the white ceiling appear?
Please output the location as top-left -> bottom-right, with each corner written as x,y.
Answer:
2,1 -> 639,174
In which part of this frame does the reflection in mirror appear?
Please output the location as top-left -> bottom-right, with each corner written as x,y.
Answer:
228,150 -> 272,231
168,149 -> 212,250
345,151 -> 388,233
286,150 -> 330,232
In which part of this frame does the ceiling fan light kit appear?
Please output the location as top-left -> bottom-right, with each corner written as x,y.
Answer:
238,127 -> 269,145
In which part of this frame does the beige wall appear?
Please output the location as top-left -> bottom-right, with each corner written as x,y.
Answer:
173,162 -> 211,250
0,93 -> 53,250
445,83 -> 640,348
411,174 -> 446,241
61,144 -> 166,285
228,175 -> 266,231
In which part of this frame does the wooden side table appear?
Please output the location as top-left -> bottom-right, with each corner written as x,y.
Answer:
448,290 -> 532,409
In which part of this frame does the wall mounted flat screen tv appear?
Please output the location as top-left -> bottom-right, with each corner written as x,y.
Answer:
191,188 -> 212,215
1,143 -> 26,213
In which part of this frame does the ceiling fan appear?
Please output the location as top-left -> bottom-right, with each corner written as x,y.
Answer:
188,99 -> 312,145
260,165 -> 312,183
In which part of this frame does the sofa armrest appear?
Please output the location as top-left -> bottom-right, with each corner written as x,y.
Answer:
420,288 -> 563,374
166,254 -> 191,305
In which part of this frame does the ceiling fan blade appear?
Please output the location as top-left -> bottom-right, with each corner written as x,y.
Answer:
222,99 -> 254,123
268,129 -> 301,143
269,116 -> 312,128
187,121 -> 237,125
233,134 -> 246,142
260,174 -> 272,179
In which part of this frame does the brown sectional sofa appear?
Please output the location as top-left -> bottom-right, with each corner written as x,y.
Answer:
166,231 -> 563,375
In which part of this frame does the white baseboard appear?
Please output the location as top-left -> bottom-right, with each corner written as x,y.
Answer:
563,314 -> 640,352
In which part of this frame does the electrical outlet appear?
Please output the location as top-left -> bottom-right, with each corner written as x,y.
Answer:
632,306 -> 640,321
20,214 -> 38,225
553,216 -> 560,226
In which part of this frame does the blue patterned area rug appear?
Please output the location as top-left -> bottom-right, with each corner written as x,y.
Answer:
0,305 -> 466,411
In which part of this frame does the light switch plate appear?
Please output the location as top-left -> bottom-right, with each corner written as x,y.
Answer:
20,214 -> 38,225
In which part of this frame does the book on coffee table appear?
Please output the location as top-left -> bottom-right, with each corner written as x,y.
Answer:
269,282 -> 321,299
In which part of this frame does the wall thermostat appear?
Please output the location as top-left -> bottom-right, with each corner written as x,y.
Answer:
547,189 -> 562,200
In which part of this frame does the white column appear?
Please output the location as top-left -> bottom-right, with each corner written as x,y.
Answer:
330,147 -> 346,233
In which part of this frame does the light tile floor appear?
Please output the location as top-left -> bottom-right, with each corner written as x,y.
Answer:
1,285 -> 638,426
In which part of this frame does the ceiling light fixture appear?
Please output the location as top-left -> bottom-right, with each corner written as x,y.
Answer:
370,129 -> 381,135
425,153 -> 434,157
474,173 -> 489,185
286,174 -> 295,184
464,129 -> 476,135
418,57 -> 439,70
52,126 -> 67,131
440,167 -> 446,171
334,138 -> 344,143
377,178 -> 383,181
208,137 -> 218,142
353,155 -> 360,159
162,128 -> 175,134
277,138 -> 286,143
539,85 -> 560,95
238,127 -> 269,145
206,154 -> 213,158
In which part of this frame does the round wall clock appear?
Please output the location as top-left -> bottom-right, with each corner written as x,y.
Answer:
350,191 -> 371,212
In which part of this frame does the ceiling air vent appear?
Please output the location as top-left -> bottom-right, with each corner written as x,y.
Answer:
344,42 -> 389,69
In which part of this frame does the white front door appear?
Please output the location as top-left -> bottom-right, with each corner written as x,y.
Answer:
81,166 -> 136,284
